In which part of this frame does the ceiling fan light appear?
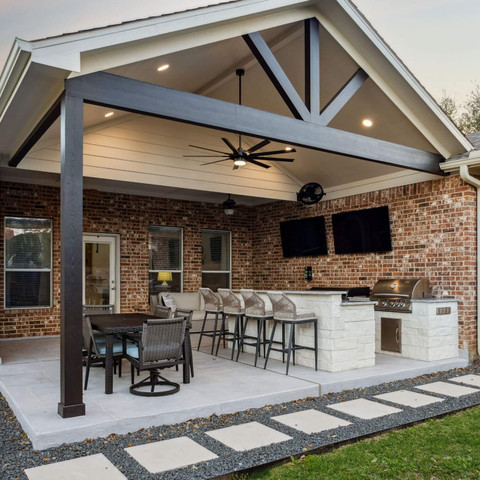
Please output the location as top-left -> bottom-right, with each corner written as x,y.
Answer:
233,159 -> 246,166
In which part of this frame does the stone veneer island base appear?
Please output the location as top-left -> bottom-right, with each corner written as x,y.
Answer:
231,291 -> 376,373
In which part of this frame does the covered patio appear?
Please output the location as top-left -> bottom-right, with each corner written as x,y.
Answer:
0,0 -> 476,452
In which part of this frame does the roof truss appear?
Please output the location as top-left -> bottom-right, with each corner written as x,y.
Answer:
9,18 -> 445,175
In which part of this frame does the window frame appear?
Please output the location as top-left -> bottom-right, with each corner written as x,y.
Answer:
4,216 -> 53,310
148,226 -> 183,293
201,229 -> 232,289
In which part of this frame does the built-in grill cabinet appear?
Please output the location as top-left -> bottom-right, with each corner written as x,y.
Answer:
380,317 -> 402,353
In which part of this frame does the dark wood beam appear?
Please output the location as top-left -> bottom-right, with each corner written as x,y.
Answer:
243,31 -> 310,122
57,93 -> 85,419
66,72 -> 444,175
305,18 -> 320,121
8,94 -> 63,167
319,68 -> 368,126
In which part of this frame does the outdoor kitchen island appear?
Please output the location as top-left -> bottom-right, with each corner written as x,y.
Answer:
231,290 -> 376,373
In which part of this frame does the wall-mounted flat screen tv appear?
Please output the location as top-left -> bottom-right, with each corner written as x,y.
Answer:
280,216 -> 328,258
332,206 -> 392,254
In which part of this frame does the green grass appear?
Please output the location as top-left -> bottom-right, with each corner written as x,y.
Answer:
246,406 -> 480,480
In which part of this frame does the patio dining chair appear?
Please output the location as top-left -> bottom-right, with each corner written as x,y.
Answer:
124,317 -> 188,396
82,314 -> 135,390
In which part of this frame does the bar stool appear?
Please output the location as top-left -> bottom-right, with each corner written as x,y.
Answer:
217,289 -> 244,360
237,290 -> 273,366
197,288 -> 224,355
265,292 -> 318,375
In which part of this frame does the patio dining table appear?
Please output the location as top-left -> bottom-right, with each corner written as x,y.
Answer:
89,313 -> 191,394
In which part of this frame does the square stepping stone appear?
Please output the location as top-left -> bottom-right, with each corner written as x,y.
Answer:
206,421 -> 292,451
327,398 -> 402,420
374,390 -> 443,408
417,381 -> 479,398
449,374 -> 480,388
272,409 -> 351,434
25,454 -> 126,480
125,437 -> 217,474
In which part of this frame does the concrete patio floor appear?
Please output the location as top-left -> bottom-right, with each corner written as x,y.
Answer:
0,337 -> 468,450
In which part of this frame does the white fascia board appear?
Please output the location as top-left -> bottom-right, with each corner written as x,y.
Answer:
0,39 -> 32,121
28,0 -> 312,74
315,0 -> 472,158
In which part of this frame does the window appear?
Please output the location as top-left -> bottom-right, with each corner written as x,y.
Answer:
201,230 -> 231,291
149,226 -> 182,294
4,217 -> 52,309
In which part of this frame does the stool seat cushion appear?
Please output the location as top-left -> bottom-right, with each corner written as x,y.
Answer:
247,310 -> 273,318
296,309 -> 316,319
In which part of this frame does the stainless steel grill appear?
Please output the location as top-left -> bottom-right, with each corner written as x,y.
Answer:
371,278 -> 431,312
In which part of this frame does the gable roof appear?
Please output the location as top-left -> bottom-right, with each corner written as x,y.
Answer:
0,0 -> 473,189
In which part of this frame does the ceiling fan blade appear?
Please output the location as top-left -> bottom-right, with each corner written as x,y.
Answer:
221,138 -> 239,154
253,156 -> 294,162
247,139 -> 270,153
183,154 -> 230,157
251,149 -> 296,156
188,144 -> 229,155
202,159 -> 231,166
247,159 -> 270,169
233,165 -> 239,170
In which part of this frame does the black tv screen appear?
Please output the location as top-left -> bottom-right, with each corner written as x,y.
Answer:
332,206 -> 392,254
280,216 -> 328,258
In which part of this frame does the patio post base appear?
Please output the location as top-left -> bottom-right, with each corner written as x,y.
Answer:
57,402 -> 86,418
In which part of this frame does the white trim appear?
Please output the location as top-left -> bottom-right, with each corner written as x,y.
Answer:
201,229 -> 232,289
4,216 -> 53,310
148,226 -> 184,293
82,233 -> 121,312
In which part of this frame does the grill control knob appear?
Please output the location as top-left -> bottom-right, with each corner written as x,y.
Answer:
382,301 -> 387,307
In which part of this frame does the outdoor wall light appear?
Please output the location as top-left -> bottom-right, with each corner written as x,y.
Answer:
362,118 -> 373,127
157,64 -> 170,72
223,194 -> 236,215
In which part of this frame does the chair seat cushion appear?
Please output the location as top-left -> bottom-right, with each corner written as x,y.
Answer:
126,344 -> 139,358
96,340 -> 136,356
295,309 -> 316,320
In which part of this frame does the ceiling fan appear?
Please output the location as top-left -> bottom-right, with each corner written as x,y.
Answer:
183,69 -> 296,169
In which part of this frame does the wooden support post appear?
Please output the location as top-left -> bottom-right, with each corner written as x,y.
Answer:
305,18 -> 320,121
58,93 -> 85,418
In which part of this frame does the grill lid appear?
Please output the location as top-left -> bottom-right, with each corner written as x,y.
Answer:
371,278 -> 431,300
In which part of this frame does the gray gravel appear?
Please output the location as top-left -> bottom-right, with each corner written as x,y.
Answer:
1,363 -> 480,480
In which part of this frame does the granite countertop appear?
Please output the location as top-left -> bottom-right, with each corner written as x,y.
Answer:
412,298 -> 459,303
243,289 -> 348,295
341,300 -> 377,306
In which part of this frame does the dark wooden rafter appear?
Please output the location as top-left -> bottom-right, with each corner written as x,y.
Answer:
57,93 -> 86,419
8,94 -> 63,167
65,72 -> 444,174
243,31 -> 310,122
319,68 -> 369,126
305,18 -> 320,120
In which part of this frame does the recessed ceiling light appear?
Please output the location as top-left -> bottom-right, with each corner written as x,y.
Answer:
104,112 -> 114,118
157,64 -> 170,72
285,147 -> 293,151
362,119 -> 373,127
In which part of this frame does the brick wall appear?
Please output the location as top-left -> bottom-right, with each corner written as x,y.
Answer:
251,175 -> 478,354
0,182 -> 254,338
0,176 -> 478,355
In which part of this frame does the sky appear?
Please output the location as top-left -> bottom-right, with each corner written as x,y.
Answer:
0,0 -> 478,105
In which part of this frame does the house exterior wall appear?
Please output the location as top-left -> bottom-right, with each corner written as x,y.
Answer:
0,181 -> 254,338
252,175 -> 477,355
0,175 -> 477,357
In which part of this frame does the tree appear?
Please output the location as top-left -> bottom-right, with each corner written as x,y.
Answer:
438,90 -> 458,119
438,84 -> 480,135
458,85 -> 480,135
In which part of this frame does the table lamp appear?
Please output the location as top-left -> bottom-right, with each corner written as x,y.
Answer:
157,272 -> 173,286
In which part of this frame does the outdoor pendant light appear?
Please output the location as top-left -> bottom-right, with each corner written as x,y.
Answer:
223,194 -> 236,215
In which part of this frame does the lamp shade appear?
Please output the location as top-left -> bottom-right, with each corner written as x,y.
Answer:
157,272 -> 173,285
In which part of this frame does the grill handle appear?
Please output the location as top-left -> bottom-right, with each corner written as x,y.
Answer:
372,293 -> 410,298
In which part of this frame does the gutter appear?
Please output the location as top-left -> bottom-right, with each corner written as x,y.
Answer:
459,164 -> 480,357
